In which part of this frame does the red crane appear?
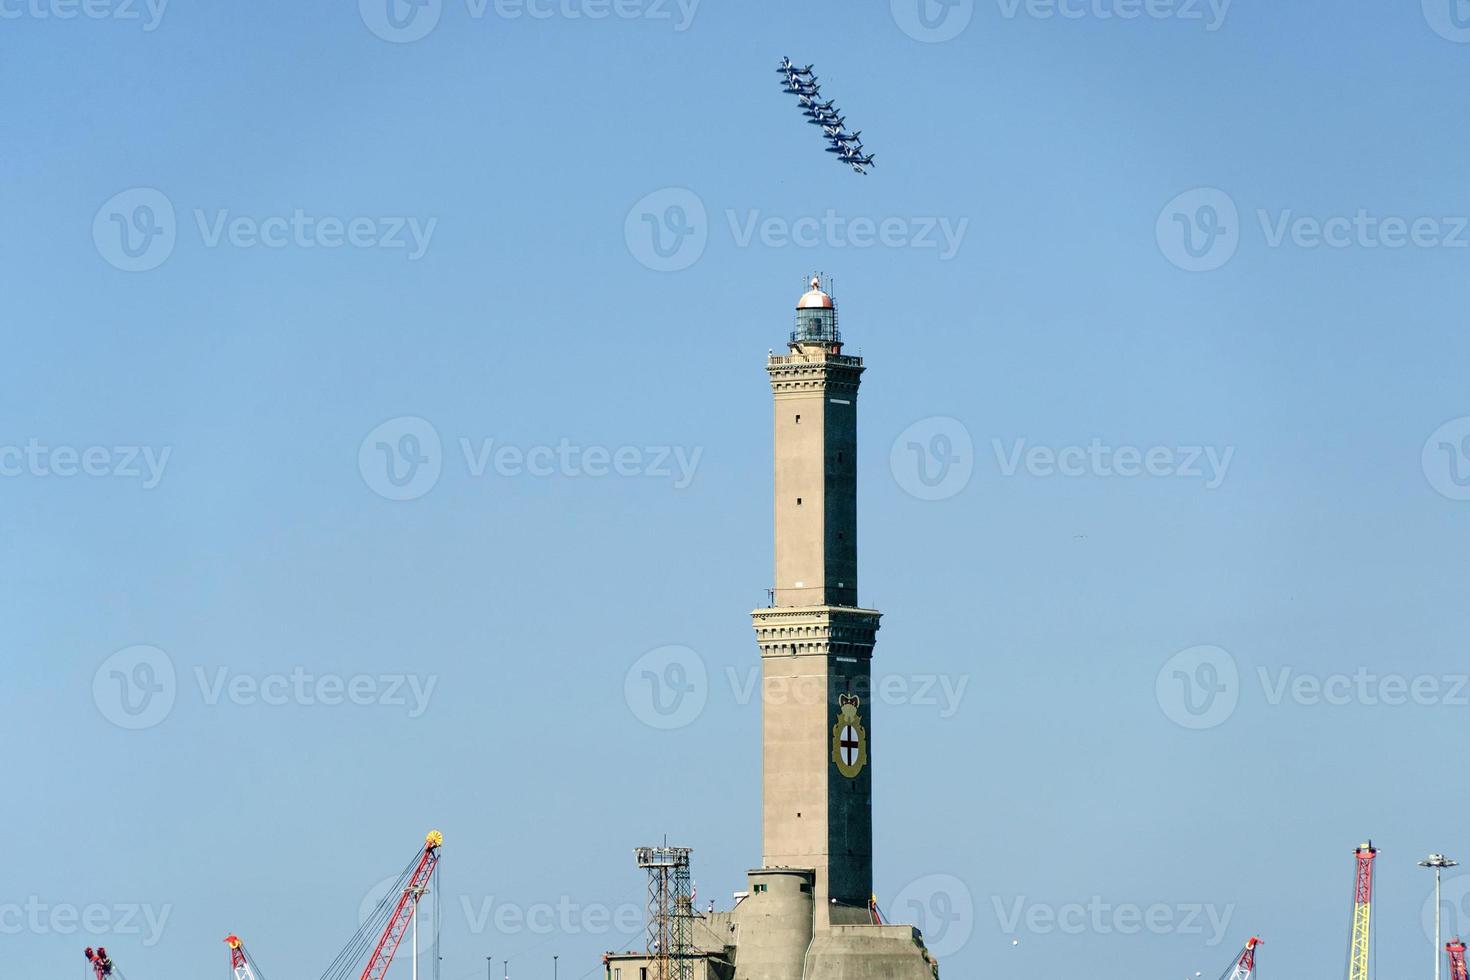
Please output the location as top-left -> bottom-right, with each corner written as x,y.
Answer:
359,831 -> 443,980
1448,938 -> 1468,980
84,947 -> 116,980
225,935 -> 261,980
316,830 -> 443,980
224,831 -> 442,980
1219,936 -> 1262,980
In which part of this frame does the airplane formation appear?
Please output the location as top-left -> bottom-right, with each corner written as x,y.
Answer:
777,57 -> 875,176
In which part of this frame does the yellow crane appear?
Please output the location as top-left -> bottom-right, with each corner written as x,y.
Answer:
1349,842 -> 1378,980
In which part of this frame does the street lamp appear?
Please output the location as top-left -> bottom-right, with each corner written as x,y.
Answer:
554,955 -> 559,980
1422,853 -> 1460,980
407,883 -> 430,980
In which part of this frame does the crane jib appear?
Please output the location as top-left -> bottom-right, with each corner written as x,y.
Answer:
359,842 -> 442,980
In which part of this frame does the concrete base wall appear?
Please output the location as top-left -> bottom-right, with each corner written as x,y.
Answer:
731,868 -> 815,980
802,925 -> 938,980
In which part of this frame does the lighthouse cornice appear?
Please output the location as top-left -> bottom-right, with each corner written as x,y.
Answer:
767,353 -> 865,396
751,605 -> 882,659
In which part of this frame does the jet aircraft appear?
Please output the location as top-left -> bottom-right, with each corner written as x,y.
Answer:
777,57 -> 873,176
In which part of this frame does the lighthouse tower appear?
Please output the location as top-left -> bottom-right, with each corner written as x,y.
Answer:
751,277 -> 883,932
604,279 -> 941,980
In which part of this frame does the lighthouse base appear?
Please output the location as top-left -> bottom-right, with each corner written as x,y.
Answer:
802,925 -> 939,980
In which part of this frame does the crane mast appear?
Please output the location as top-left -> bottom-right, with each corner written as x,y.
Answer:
1349,842 -> 1378,980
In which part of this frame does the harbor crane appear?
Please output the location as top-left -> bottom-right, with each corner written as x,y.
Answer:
316,830 -> 443,980
1448,938 -> 1468,980
84,947 -> 120,980
1349,842 -> 1378,980
1218,937 -> 1262,980
225,935 -> 264,980
222,831 -> 442,980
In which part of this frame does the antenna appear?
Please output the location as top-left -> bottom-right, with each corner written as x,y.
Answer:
636,846 -> 694,980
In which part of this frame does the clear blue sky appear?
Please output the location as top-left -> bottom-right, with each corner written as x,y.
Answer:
5,2 -> 1470,979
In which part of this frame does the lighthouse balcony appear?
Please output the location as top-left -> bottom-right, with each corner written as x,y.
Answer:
767,350 -> 864,369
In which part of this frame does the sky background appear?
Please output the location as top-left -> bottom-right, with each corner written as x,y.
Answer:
6,1 -> 1470,979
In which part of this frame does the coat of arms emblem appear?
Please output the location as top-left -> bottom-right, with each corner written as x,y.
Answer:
831,693 -> 867,778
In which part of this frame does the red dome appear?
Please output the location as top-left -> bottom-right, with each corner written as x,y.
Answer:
797,276 -> 834,309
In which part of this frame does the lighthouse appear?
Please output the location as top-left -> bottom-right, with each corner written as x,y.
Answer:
752,276 -> 882,930
603,279 -> 940,980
